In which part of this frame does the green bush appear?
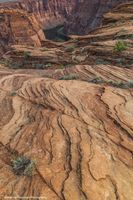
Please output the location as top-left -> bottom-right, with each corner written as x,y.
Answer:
116,58 -> 126,65
10,91 -> 17,96
89,77 -> 104,84
65,46 -> 76,52
110,80 -> 133,89
59,74 -> 79,80
32,63 -> 44,69
12,62 -> 24,69
45,63 -> 52,68
114,40 -> 127,52
32,63 -> 52,69
23,51 -> 31,59
88,77 -> 133,89
95,59 -> 109,65
11,156 -> 35,177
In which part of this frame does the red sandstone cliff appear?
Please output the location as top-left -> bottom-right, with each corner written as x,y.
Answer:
66,0 -> 130,34
0,0 -> 131,35
0,7 -> 45,55
0,2 -> 132,200
0,0 -> 76,29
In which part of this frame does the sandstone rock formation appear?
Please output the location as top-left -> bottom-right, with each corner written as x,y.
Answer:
0,0 -> 76,30
0,1 -> 133,200
0,0 -> 131,35
4,2 -> 133,70
0,8 -> 45,50
0,70 -> 133,200
66,0 -> 130,34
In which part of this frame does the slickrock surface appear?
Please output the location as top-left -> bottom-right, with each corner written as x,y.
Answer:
0,71 -> 133,200
4,2 -> 133,70
0,8 -> 45,50
0,2 -> 133,200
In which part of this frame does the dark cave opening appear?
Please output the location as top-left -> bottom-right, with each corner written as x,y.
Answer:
44,25 -> 70,42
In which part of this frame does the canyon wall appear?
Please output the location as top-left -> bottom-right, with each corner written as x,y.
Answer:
0,0 -> 131,52
0,0 -> 131,35
0,2 -> 133,199
0,7 -> 45,54
66,0 -> 130,34
0,0 -> 77,29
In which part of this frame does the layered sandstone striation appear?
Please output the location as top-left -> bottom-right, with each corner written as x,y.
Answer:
4,2 -> 133,70
0,0 -> 131,35
0,70 -> 133,200
0,8 -> 45,52
0,0 -> 131,52
66,0 -> 130,34
0,0 -> 76,29
0,2 -> 133,200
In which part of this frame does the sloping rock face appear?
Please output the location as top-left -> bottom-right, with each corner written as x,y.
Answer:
0,8 -> 45,49
0,70 -> 133,200
0,0 -> 77,29
0,0 -> 131,35
0,2 -> 133,200
66,0 -> 130,34
5,2 -> 133,70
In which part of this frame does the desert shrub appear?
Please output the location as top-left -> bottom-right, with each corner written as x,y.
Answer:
32,63 -> 52,69
88,77 -> 133,89
114,40 -> 127,52
10,91 -> 17,96
64,46 -> 76,52
3,59 -> 25,69
12,62 -> 24,69
56,38 -> 65,42
11,156 -> 35,177
0,15 -> 5,21
33,63 -> 44,69
89,77 -> 104,84
23,51 -> 31,59
45,63 -> 52,68
1,59 -> 14,68
60,64 -> 71,69
116,58 -> 126,66
71,38 -> 78,42
60,64 -> 65,69
109,80 -> 133,89
41,47 -> 49,51
128,34 -> 133,39
110,22 -> 116,27
59,74 -> 79,80
95,58 -> 109,65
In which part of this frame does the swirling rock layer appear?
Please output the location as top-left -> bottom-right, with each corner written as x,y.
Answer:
0,71 -> 133,200
0,6 -> 45,56
0,0 -> 76,29
0,0 -> 131,52
0,2 -> 133,200
0,8 -> 45,49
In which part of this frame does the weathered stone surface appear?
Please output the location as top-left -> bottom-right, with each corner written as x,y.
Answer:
0,0 -> 76,29
0,71 -> 133,200
0,8 -> 45,48
4,2 -> 133,70
0,0 -> 131,35
0,0 -> 131,55
66,0 -> 130,34
0,2 -> 132,200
